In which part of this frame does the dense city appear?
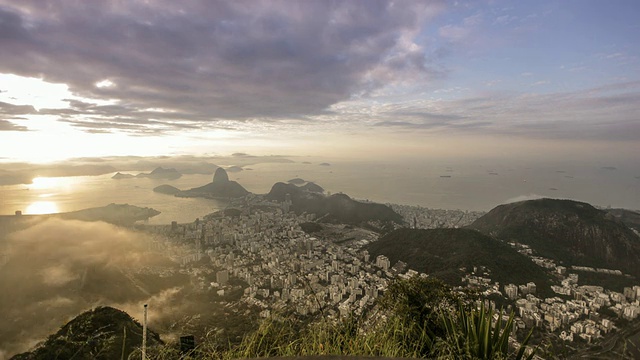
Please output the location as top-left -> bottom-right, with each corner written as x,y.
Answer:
136,194 -> 640,357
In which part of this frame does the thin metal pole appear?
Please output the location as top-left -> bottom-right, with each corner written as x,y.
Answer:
142,304 -> 148,360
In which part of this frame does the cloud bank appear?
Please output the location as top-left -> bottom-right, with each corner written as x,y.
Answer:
0,219 -> 181,357
0,0 -> 445,133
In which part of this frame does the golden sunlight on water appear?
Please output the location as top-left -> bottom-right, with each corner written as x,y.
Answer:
25,201 -> 59,215
29,177 -> 70,190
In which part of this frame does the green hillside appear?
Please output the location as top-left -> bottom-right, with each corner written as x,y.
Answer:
367,228 -> 553,294
469,198 -> 640,277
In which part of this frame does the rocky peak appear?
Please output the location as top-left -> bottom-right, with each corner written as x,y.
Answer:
213,167 -> 229,183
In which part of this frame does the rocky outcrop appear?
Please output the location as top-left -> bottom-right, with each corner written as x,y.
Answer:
178,168 -> 249,198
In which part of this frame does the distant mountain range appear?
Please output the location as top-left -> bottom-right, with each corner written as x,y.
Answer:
266,182 -> 402,226
11,306 -> 162,360
468,198 -> 640,278
112,167 -> 182,180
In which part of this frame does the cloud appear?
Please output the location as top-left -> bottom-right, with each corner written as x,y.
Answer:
0,219 -> 174,356
531,80 -> 550,86
332,80 -> 640,143
0,119 -> 28,131
0,101 -> 37,115
39,265 -> 79,286
0,0 -> 446,132
0,101 -> 33,131
438,13 -> 483,43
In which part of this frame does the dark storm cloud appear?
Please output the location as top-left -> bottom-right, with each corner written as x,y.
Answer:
0,1 -> 444,131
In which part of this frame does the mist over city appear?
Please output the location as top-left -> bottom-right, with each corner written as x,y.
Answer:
1,1 -> 639,359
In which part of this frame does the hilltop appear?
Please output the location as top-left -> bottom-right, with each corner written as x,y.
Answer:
153,184 -> 181,195
468,198 -> 640,277
366,228 -> 552,294
177,168 -> 249,198
11,306 -> 162,360
266,182 -> 402,227
59,203 -> 161,226
111,172 -> 135,179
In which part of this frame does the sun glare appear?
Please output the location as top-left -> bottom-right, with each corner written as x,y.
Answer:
25,201 -> 59,215
0,73 -> 73,110
30,177 -> 61,190
29,176 -> 76,190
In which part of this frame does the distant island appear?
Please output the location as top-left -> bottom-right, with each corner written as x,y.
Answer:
111,172 -> 135,179
288,178 -> 306,185
136,167 -> 182,180
112,167 -> 182,180
226,166 -> 243,172
0,203 -> 160,227
153,184 -> 181,195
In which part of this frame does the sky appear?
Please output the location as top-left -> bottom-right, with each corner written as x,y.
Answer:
0,0 -> 639,163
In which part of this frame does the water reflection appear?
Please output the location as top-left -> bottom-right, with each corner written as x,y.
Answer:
29,176 -> 75,190
25,201 -> 59,215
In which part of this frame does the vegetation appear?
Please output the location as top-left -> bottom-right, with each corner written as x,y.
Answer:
469,198 -> 640,277
139,276 -> 537,359
11,307 -> 162,360
367,228 -> 553,296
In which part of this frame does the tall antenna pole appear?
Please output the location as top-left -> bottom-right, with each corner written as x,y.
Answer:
142,304 -> 148,360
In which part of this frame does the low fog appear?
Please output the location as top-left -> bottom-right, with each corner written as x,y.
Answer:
0,219 -> 186,358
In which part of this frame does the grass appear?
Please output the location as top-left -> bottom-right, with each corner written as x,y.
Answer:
138,276 -> 537,360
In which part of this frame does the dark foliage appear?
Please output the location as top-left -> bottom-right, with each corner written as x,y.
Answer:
367,228 -> 553,295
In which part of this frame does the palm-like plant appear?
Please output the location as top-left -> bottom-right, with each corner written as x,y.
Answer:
438,302 -> 536,360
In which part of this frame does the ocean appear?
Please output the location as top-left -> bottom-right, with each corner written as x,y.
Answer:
1,158 -> 638,224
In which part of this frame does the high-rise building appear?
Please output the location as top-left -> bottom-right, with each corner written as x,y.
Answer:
216,270 -> 229,286
376,255 -> 390,271
505,284 -> 519,300
283,193 -> 291,213
527,282 -> 537,294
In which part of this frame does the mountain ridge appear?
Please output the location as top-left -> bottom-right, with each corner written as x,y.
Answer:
468,198 -> 640,277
